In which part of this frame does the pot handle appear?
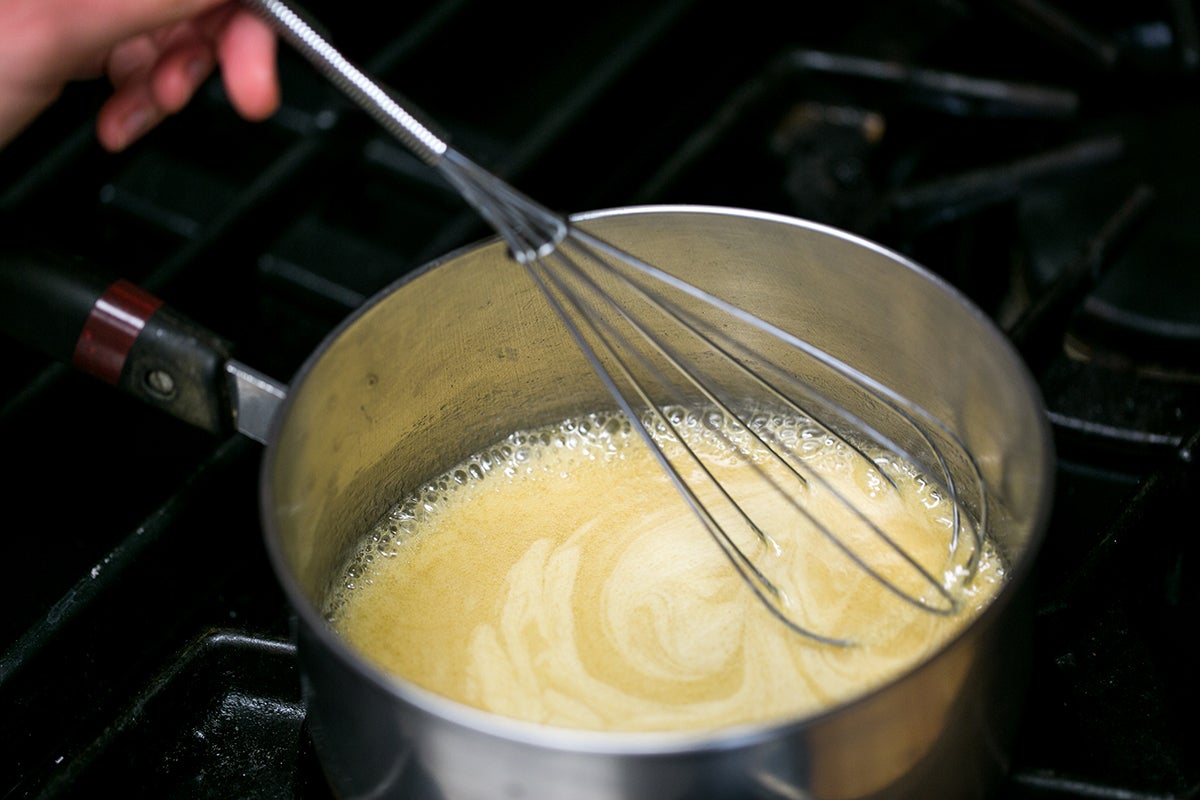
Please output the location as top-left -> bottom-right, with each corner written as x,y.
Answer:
0,244 -> 239,437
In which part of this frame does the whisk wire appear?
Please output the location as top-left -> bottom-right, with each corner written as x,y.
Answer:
436,150 -> 566,264
246,0 -> 991,647
532,234 -> 968,625
523,250 -> 855,647
570,227 -> 985,577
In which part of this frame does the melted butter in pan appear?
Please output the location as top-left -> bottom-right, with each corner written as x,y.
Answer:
327,410 -> 1005,732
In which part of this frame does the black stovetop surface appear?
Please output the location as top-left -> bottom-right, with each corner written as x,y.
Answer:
2,1 -> 1197,797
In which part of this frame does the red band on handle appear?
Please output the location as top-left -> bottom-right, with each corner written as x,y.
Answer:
71,279 -> 163,385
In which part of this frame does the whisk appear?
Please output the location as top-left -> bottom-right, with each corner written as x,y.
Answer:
243,0 -> 987,646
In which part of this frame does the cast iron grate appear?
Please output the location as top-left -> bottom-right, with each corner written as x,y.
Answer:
1,1 -> 1198,797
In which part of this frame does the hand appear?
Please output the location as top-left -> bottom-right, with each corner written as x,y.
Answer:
0,0 -> 279,152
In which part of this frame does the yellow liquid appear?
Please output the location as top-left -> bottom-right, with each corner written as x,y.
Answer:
327,410 -> 1004,732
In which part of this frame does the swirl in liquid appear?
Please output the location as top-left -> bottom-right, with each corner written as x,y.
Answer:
327,410 -> 1005,732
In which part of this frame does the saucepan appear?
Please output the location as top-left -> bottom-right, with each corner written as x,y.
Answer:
0,205 -> 1054,799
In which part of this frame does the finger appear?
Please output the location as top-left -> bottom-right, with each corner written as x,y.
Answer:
130,7 -> 279,122
97,35 -> 162,151
95,8 -> 277,151
95,81 -> 163,152
105,34 -> 160,88
150,42 -> 215,114
85,18 -> 199,86
48,0 -> 229,58
215,9 -> 279,121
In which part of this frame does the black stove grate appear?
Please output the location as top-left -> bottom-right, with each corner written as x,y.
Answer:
2,1 -> 1197,797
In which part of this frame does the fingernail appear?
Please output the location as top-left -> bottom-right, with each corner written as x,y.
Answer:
118,107 -> 156,149
187,57 -> 212,87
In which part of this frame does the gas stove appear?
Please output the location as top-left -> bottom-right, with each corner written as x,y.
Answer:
1,1 -> 1197,797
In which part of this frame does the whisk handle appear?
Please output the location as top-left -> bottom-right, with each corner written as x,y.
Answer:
242,0 -> 448,166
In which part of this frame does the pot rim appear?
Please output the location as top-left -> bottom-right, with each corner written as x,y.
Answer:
259,203 -> 1056,756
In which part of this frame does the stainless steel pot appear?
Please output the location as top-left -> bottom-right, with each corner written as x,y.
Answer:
1,205 -> 1054,799
264,206 -> 1054,800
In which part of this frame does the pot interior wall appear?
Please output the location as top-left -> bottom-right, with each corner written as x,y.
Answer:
265,205 -> 1051,642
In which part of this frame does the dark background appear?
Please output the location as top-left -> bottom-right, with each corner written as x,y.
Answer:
1,1 -> 1197,797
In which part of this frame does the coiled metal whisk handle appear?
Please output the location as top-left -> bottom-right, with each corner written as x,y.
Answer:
241,0 -> 447,166
242,0 -> 567,263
